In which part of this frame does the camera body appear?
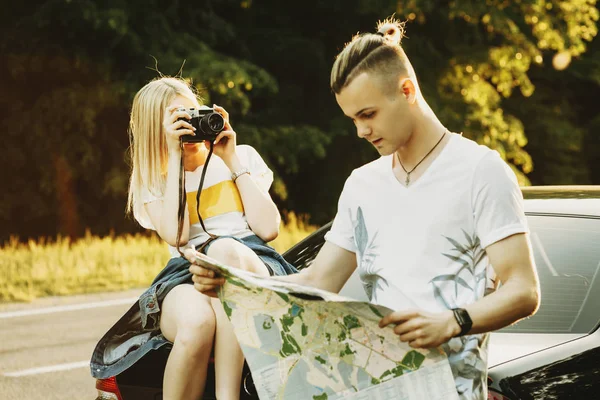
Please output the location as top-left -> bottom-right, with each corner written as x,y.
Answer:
178,106 -> 225,142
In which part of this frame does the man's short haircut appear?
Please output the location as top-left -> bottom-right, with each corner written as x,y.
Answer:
330,18 -> 415,95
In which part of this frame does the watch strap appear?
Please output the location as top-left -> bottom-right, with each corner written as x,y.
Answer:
231,167 -> 250,182
452,308 -> 473,337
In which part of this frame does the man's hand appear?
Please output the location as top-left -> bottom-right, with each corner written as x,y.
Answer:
186,252 -> 226,297
379,309 -> 461,348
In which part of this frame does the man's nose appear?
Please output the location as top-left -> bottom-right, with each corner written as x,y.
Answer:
356,122 -> 371,139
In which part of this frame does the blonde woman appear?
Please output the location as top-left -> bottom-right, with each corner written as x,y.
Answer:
90,77 -> 297,400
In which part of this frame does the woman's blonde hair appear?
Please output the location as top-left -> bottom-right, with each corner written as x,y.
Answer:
126,77 -> 200,220
330,18 -> 416,95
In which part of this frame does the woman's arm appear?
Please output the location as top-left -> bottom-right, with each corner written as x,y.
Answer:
225,154 -> 280,242
210,105 -> 280,242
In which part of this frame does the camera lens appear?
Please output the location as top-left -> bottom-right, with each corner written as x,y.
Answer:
206,113 -> 225,132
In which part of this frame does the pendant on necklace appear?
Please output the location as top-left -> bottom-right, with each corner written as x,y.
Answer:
405,174 -> 410,186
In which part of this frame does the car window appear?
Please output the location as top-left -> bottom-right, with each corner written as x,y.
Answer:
500,215 -> 600,334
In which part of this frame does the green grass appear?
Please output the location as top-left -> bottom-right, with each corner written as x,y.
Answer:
0,213 -> 315,303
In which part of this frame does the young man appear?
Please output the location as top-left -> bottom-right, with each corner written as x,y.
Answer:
190,19 -> 540,400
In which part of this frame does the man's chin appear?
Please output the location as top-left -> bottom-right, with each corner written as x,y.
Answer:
377,148 -> 395,156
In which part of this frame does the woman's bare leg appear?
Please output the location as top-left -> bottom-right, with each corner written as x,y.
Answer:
160,284 -> 216,400
206,239 -> 270,400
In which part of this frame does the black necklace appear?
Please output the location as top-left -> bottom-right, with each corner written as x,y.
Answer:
395,130 -> 448,186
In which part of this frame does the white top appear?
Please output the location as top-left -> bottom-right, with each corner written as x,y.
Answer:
136,145 -> 273,258
325,133 -> 528,400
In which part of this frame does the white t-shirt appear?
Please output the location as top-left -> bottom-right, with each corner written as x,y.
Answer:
325,133 -> 528,400
136,145 -> 273,258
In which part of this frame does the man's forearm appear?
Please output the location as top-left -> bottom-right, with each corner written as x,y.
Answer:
273,268 -> 324,288
273,242 -> 358,294
464,278 -> 539,335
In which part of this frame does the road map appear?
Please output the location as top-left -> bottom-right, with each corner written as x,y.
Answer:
195,254 -> 458,400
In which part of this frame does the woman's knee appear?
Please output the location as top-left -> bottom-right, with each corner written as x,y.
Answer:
175,313 -> 216,355
206,238 -> 260,272
160,285 -> 216,348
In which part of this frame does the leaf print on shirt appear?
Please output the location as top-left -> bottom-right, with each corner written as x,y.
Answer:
432,230 -> 490,400
442,335 -> 488,399
352,207 -> 379,299
431,229 -> 487,309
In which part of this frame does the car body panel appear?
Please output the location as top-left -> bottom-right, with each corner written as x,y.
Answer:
497,343 -> 600,399
521,185 -> 600,216
487,333 -> 586,367
488,328 -> 600,397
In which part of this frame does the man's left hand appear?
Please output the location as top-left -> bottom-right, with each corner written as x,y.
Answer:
379,309 -> 461,348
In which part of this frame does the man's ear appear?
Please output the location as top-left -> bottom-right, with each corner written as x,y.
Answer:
399,78 -> 416,104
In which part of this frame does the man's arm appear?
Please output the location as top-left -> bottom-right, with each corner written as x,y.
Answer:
460,232 -> 540,333
380,232 -> 540,348
189,240 -> 358,295
274,241 -> 358,293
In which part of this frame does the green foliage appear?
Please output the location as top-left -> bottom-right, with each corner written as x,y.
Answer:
0,232 -> 168,302
397,0 -> 598,184
0,218 -> 314,302
1,0 -> 598,239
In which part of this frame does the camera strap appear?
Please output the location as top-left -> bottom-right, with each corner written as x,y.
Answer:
195,141 -> 217,238
175,141 -> 218,257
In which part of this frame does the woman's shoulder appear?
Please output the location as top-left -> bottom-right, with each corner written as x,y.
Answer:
235,144 -> 272,177
236,143 -> 258,154
236,144 -> 263,161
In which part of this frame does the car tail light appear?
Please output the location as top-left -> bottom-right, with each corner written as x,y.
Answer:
96,377 -> 123,400
488,389 -> 511,400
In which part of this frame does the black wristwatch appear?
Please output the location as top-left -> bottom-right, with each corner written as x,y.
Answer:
452,308 -> 473,337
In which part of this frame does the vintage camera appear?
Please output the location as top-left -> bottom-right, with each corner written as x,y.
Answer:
178,106 -> 225,142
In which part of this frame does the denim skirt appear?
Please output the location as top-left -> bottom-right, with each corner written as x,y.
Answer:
90,234 -> 298,379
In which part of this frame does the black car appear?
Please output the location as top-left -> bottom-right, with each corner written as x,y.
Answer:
485,186 -> 600,400
95,186 -> 600,400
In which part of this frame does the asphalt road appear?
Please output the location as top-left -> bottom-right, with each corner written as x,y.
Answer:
0,289 -> 144,400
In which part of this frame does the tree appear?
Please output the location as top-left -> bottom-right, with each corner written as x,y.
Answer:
1,0 -> 598,240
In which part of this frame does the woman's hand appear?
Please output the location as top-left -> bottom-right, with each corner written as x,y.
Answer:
207,105 -> 237,165
163,105 -> 196,153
